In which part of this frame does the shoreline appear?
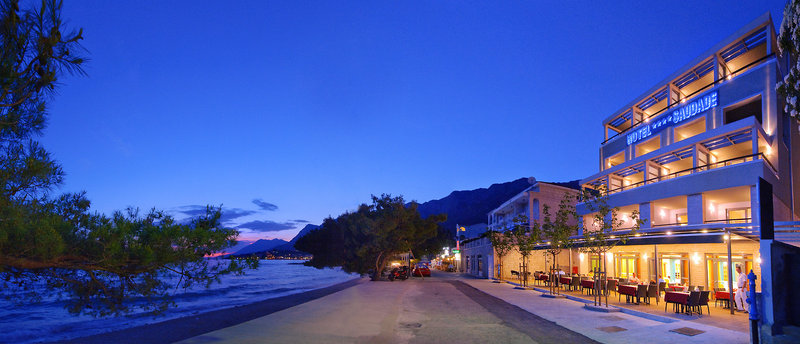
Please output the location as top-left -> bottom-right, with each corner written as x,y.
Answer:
51,277 -> 364,344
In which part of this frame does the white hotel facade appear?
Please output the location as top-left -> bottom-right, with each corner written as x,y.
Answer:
575,13 -> 799,293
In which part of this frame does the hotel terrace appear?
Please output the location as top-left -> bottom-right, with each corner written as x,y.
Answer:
574,13 -> 799,297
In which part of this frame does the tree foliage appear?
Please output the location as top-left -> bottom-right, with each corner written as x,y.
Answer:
0,0 -> 254,316
538,193 -> 578,294
578,186 -> 644,306
295,194 -> 446,280
578,187 -> 644,259
508,214 -> 536,286
778,0 -> 800,124
487,228 -> 513,281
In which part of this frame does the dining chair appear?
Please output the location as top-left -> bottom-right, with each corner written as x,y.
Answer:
698,290 -> 710,315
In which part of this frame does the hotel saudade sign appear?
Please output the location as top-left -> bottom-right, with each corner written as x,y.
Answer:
626,91 -> 718,146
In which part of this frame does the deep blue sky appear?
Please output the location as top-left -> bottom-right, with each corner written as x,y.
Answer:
43,1 -> 786,241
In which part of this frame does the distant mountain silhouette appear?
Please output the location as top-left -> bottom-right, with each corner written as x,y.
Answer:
273,224 -> 319,252
232,238 -> 289,256
415,178 -> 580,236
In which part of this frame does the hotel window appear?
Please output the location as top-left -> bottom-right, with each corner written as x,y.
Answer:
635,136 -> 660,158
674,117 -> 706,142
605,151 -> 624,170
724,96 -> 762,125
675,212 -> 688,225
726,207 -> 751,224
705,254 -> 753,290
616,253 -> 639,279
660,254 -> 689,285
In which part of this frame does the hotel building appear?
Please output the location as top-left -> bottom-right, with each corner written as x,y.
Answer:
575,13 -> 798,297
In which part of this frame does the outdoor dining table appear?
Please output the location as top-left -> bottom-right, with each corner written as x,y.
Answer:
664,291 -> 690,313
667,285 -> 688,292
617,284 -> 640,304
715,290 -> 731,309
559,276 -> 571,286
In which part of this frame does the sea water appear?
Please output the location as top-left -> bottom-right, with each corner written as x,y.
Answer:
0,260 -> 358,343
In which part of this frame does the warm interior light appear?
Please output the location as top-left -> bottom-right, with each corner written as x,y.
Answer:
579,253 -> 585,261
708,203 -> 715,212
756,257 -> 762,264
702,229 -> 708,233
727,74 -> 732,80
643,253 -> 648,260
645,117 -> 650,122
723,234 -> 729,240
660,209 -> 666,218
692,253 -> 701,264
765,146 -> 772,156
662,168 -> 668,174
607,252 -> 613,260
681,98 -> 686,103
666,231 -> 672,235
710,155 -> 717,163
621,214 -> 629,221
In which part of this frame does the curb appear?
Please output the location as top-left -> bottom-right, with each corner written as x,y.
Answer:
529,286 -> 678,323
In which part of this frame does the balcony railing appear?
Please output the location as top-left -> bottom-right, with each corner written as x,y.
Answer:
603,53 -> 775,144
606,152 -> 774,195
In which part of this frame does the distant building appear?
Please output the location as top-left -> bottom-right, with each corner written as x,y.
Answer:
459,179 -> 580,279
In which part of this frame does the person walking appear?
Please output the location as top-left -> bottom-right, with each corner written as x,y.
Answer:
734,264 -> 749,312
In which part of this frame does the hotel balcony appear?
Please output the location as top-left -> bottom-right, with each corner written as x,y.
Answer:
600,21 -> 774,146
582,116 -> 776,198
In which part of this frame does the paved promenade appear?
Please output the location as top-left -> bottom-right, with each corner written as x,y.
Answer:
167,271 -> 750,343
460,278 -> 749,344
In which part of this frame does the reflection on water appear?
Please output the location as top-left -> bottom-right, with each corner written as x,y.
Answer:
0,260 -> 356,343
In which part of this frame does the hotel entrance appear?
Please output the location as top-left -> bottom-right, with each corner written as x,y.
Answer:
660,254 -> 688,285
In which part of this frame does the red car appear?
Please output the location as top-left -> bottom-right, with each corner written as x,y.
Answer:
413,264 -> 431,277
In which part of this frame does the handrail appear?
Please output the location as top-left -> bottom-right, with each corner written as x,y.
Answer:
704,218 -> 752,224
602,53 -> 776,144
605,152 -> 773,195
652,222 -> 688,227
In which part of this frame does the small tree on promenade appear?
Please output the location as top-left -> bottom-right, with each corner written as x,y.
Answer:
579,187 -> 644,307
510,214 -> 538,287
541,193 -> 578,295
487,228 -> 513,281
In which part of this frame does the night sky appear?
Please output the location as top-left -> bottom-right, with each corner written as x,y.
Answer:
43,1 -> 786,241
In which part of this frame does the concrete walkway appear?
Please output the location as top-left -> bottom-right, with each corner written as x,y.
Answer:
177,272 -> 751,343
460,278 -> 750,344
179,273 -> 594,344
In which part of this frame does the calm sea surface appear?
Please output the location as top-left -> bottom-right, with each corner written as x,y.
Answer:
0,260 -> 357,343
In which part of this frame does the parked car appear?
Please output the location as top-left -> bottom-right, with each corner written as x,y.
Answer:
413,264 -> 431,277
